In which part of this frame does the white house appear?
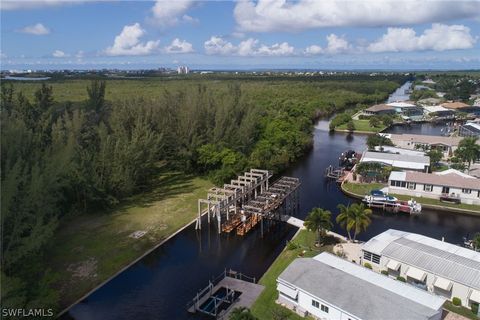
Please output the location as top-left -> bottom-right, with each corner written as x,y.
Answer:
360,151 -> 430,172
361,229 -> 480,315
388,169 -> 480,205
276,252 -> 445,320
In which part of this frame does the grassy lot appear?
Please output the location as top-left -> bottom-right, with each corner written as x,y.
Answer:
251,230 -> 336,320
342,182 -> 480,213
46,170 -> 212,309
342,182 -> 386,196
393,194 -> 480,213
444,301 -> 480,320
337,119 -> 386,133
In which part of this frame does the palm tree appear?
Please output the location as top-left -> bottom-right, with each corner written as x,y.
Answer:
303,207 -> 333,244
336,204 -> 354,241
350,203 -> 372,241
455,137 -> 480,171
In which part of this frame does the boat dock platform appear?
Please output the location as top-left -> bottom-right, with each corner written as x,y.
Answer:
186,270 -> 264,319
196,169 -> 300,236
324,165 -> 346,182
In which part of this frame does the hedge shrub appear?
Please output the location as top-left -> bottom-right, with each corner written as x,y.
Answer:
452,297 -> 461,306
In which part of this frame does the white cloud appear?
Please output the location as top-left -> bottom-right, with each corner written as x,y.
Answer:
234,0 -> 480,32
52,50 -> 68,58
164,38 -> 194,53
305,34 -> 351,55
204,36 -> 295,57
105,23 -> 160,56
204,36 -> 237,55
75,50 -> 84,58
17,23 -> 50,35
367,23 -> 477,52
0,51 -> 7,59
257,42 -> 294,56
150,0 -> 195,27
1,0 -> 92,10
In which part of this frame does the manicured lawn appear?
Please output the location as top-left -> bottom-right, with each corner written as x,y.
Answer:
444,301 -> 480,320
337,119 -> 386,133
393,194 -> 480,213
342,182 -> 386,196
342,182 -> 480,214
251,230 -> 336,320
46,170 -> 212,309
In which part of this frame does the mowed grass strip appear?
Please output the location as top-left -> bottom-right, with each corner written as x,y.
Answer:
337,119 -> 386,133
47,171 -> 212,309
343,182 -> 480,213
251,230 -> 334,320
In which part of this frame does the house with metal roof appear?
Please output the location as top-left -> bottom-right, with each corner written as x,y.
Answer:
360,151 -> 430,172
460,122 -> 480,138
276,252 -> 445,320
361,229 -> 480,314
387,101 -> 424,121
388,170 -> 480,205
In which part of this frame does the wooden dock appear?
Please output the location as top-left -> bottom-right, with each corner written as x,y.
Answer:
196,169 -> 300,236
324,165 -> 345,182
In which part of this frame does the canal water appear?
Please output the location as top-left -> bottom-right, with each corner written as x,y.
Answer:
65,117 -> 480,320
387,81 -> 412,103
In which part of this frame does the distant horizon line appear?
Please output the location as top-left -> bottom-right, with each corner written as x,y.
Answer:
2,67 -> 480,73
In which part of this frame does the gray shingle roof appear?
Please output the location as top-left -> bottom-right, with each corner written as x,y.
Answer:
278,253 -> 444,320
363,229 -> 480,290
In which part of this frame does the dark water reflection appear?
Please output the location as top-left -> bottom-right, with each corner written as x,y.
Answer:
66,120 -> 480,320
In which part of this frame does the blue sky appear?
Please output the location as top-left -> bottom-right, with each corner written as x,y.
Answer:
1,0 -> 480,70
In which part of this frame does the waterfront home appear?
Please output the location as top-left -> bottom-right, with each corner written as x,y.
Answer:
387,102 -> 424,120
422,105 -> 456,120
373,146 -> 425,157
460,122 -> 480,137
362,104 -> 396,116
387,170 -> 480,205
276,252 -> 445,320
360,151 -> 430,172
361,229 -> 480,314
389,133 -> 465,158
417,98 -> 443,106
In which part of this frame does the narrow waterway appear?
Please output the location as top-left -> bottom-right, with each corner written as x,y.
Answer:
65,117 -> 480,320
387,81 -> 412,103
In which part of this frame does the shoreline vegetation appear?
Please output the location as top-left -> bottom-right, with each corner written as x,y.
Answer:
1,75 -> 407,313
341,181 -> 480,215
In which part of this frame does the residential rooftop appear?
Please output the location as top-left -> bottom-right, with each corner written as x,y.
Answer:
389,170 -> 480,190
441,101 -> 470,109
278,252 -> 445,320
389,133 -> 464,146
387,101 -> 417,108
361,151 -> 429,170
462,123 -> 480,134
362,229 -> 480,291
423,105 -> 451,113
364,104 -> 395,112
